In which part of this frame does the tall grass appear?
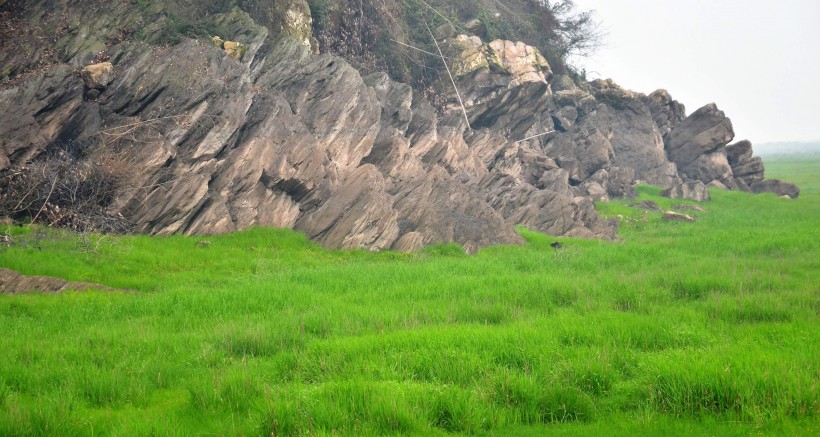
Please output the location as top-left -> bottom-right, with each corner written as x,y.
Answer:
0,155 -> 817,435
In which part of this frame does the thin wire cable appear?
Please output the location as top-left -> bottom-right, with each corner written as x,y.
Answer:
425,22 -> 471,131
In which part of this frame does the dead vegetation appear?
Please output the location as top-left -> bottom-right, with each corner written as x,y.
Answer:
0,146 -> 132,233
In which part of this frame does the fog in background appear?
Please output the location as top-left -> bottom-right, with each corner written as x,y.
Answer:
570,0 -> 820,146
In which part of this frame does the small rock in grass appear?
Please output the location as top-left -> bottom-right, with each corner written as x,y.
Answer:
663,211 -> 695,222
631,200 -> 662,211
672,204 -> 705,212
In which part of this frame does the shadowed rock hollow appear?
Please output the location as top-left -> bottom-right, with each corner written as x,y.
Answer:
0,0 -> 798,252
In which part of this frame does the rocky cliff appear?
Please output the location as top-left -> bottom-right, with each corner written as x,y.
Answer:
0,0 -> 799,252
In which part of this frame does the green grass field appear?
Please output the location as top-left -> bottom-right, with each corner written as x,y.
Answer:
0,155 -> 818,435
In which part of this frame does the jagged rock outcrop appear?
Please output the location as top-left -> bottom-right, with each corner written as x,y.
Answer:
644,89 -> 686,139
725,140 -> 764,190
664,103 -> 735,186
0,0 -> 799,251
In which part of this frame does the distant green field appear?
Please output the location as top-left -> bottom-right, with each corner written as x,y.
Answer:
0,155 -> 817,435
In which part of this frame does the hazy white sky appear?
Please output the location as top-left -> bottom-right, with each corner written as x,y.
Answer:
570,0 -> 820,143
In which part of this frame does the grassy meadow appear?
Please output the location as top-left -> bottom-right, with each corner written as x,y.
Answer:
0,155 -> 817,435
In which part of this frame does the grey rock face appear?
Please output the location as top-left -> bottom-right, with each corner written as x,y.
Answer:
605,167 -> 637,198
0,2 -> 798,251
665,103 -> 735,168
660,181 -> 711,202
679,152 -> 734,187
725,140 -> 764,189
644,89 -> 686,139
725,139 -> 753,165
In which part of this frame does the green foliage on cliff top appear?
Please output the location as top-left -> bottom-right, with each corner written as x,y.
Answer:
0,156 -> 817,435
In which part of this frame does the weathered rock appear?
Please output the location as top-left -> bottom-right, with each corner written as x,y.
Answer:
751,179 -> 800,199
394,168 -> 526,250
552,106 -> 578,130
450,35 -> 489,77
632,200 -> 662,211
707,180 -> 729,190
223,41 -> 245,59
679,152 -> 733,186
80,62 -> 113,90
476,172 -> 617,240
393,231 -> 424,253
663,211 -> 695,222
665,103 -> 735,167
644,89 -> 686,138
725,140 -> 753,166
0,64 -> 86,167
724,140 -> 764,189
582,181 -> 608,202
546,126 -> 612,182
486,39 -> 552,83
660,181 -> 711,202
731,156 -> 764,185
296,165 -> 399,250
449,35 -> 555,138
451,36 -> 551,85
673,204 -> 705,212
211,36 -> 245,59
606,167 -> 637,198
0,0 -> 798,253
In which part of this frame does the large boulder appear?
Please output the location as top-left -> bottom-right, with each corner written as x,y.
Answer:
751,180 -> 800,199
449,35 -> 554,138
665,103 -> 735,167
80,62 -> 114,89
724,140 -> 764,190
450,35 -> 552,88
725,139 -> 753,165
679,152 -> 734,187
588,80 -> 680,187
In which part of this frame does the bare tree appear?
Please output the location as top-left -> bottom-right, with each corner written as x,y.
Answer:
535,0 -> 603,59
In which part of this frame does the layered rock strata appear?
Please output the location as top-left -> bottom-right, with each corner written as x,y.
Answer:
0,0 -> 799,252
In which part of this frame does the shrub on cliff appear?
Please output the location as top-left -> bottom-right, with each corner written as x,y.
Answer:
307,0 -> 601,85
